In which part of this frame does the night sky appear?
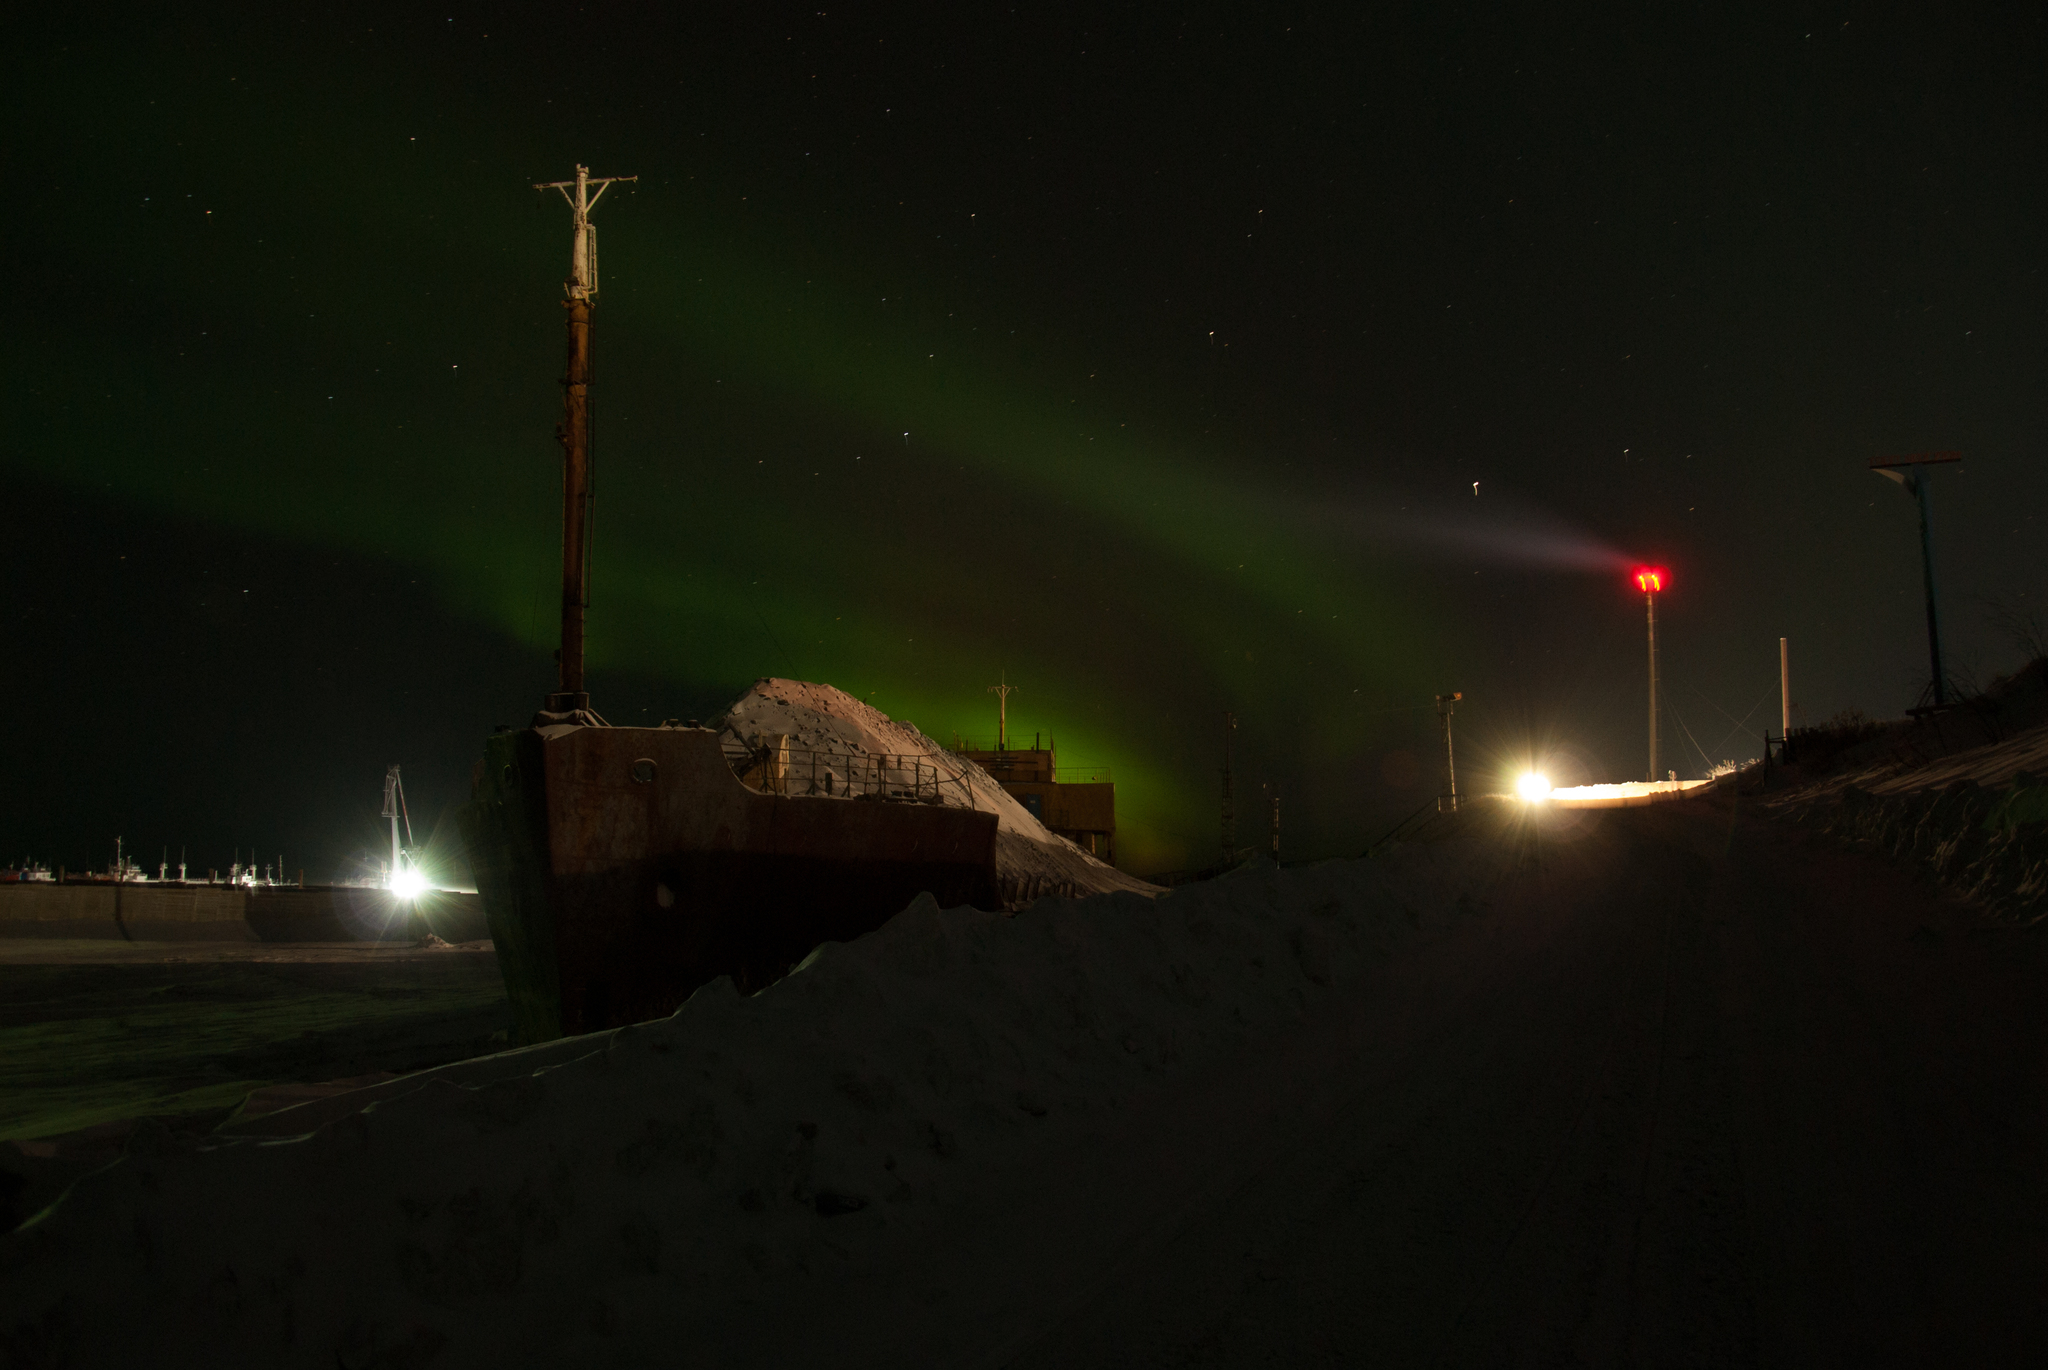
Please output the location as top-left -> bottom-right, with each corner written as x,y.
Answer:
6,5 -> 2042,878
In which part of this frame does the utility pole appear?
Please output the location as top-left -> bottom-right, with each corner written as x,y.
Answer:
1435,693 -> 1462,812
1634,567 -> 1667,782
1221,711 -> 1238,860
987,672 -> 1018,750
1870,451 -> 1961,708
1269,783 -> 1281,862
536,164 -> 637,713
1779,636 -> 1791,742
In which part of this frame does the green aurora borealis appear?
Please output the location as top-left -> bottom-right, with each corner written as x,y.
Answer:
8,7 -> 2043,873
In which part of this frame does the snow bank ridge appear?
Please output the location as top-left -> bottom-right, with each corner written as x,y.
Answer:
1,847 -> 1489,1366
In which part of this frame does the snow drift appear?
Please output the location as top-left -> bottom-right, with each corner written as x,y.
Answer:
0,840 -> 1496,1367
1770,716 -> 2048,923
719,678 -> 1159,902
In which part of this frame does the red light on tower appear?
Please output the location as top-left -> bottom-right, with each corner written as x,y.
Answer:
1631,566 -> 1668,782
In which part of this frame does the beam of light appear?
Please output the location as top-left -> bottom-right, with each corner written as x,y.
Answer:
1307,483 -> 1636,573
1516,771 -> 1553,801
389,866 -> 429,901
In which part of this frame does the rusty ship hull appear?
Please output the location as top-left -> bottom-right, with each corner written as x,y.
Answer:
460,722 -> 998,1042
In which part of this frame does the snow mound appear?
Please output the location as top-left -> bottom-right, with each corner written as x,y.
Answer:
720,678 -> 1158,901
1766,717 -> 2048,923
0,844 -> 1492,1366
1783,715 -> 2048,802
1777,773 -> 2048,923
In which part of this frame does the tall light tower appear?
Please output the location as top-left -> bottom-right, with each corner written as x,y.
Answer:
1634,567 -> 1668,782
380,764 -> 414,889
1870,451 -> 1961,708
535,164 -> 637,713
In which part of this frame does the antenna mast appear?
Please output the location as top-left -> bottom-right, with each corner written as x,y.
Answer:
535,164 -> 637,713
987,672 -> 1018,750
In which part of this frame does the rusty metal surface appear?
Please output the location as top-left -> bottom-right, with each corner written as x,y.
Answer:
554,296 -> 593,702
543,727 -> 991,863
466,724 -> 998,1040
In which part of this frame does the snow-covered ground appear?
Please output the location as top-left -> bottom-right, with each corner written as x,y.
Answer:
0,839 -> 1488,1367
721,678 -> 1159,900
9,800 -> 2043,1365
1546,779 -> 1714,808
1766,717 -> 2048,923
1781,717 -> 2048,800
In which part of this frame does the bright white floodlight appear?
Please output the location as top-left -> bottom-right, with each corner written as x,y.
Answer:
1516,772 -> 1553,802
390,867 -> 429,901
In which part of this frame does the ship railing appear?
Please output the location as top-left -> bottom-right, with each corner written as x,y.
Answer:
949,737 -> 1029,754
940,742 -> 1111,786
997,873 -> 1085,908
722,740 -> 965,804
951,759 -> 1112,785
950,737 -> 1066,756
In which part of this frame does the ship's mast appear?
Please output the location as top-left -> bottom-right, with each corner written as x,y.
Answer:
535,164 -> 637,713
987,672 -> 1018,751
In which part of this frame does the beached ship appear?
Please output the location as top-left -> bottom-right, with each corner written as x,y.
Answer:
460,167 -> 996,1043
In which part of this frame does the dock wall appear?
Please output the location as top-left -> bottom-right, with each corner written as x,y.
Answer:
0,884 -> 488,943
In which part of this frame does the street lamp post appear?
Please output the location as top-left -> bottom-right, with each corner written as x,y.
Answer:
1634,568 -> 1667,782
1870,451 -> 1961,708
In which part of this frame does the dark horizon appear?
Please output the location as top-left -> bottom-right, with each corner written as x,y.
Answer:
5,5 -> 2042,875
